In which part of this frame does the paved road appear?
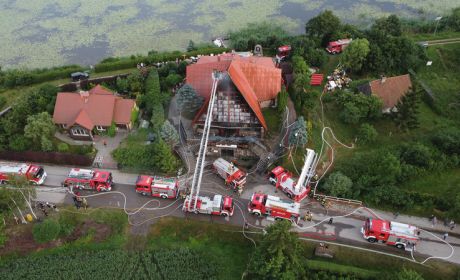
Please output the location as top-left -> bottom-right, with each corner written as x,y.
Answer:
34,164 -> 460,266
419,38 -> 460,46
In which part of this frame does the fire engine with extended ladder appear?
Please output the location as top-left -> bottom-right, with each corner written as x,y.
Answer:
63,168 -> 113,192
268,148 -> 318,202
183,71 -> 235,217
135,175 -> 179,199
0,162 -> 47,185
362,218 -> 419,251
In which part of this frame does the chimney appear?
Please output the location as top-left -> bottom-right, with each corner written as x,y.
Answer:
80,91 -> 89,103
380,75 -> 386,84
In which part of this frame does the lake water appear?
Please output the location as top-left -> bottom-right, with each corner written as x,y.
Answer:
0,0 -> 454,69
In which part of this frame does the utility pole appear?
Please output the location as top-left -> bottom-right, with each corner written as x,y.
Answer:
434,16 -> 442,36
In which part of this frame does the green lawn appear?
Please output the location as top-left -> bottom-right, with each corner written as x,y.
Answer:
407,31 -> 460,42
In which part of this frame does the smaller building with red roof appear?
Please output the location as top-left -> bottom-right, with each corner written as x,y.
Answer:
53,85 -> 137,140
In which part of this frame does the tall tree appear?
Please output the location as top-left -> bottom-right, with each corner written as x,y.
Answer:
393,87 -> 421,131
340,38 -> 370,72
247,220 -> 306,280
142,69 -> 161,116
152,138 -> 179,174
305,10 -> 341,45
24,112 -> 56,151
150,103 -> 165,132
288,116 -> 308,147
160,120 -> 179,146
176,84 -> 204,114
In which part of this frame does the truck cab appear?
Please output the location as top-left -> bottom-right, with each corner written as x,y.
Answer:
25,165 -> 47,185
91,170 -> 113,191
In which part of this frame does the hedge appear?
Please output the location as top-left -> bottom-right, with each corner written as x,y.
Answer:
94,47 -> 231,73
1,65 -> 84,88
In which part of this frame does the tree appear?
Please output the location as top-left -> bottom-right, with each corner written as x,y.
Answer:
340,102 -> 361,124
323,172 -> 353,198
288,117 -> 308,147
448,7 -> 460,31
162,73 -> 182,89
160,120 -> 179,146
305,10 -> 341,45
150,103 -> 165,132
247,220 -> 306,279
431,127 -> 460,155
116,77 -> 129,93
277,87 -> 288,113
127,70 -> 144,93
340,38 -> 370,72
142,69 -> 161,116
393,88 -> 421,131
24,112 -> 55,151
372,15 -> 402,36
229,22 -> 289,51
187,40 -> 197,52
176,84 -> 204,115
358,123 -> 378,144
33,219 -> 61,244
152,138 -> 179,174
336,91 -> 382,124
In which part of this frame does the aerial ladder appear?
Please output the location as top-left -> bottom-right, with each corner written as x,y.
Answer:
187,71 -> 223,212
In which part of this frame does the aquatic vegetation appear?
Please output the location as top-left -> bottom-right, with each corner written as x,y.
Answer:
0,0 -> 458,69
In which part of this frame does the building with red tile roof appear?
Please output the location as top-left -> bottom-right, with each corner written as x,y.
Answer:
358,74 -> 412,113
186,53 -> 282,157
53,85 -> 137,140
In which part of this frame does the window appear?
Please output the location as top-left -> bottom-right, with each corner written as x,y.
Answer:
96,125 -> 106,131
72,128 -> 89,136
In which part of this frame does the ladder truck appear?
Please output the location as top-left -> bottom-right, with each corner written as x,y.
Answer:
0,162 -> 47,185
63,168 -> 113,192
212,158 -> 246,191
183,71 -> 235,217
135,175 -> 179,199
361,218 -> 419,251
248,193 -> 300,223
268,148 -> 317,202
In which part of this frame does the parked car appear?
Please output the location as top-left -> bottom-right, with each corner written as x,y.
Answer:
70,72 -> 89,82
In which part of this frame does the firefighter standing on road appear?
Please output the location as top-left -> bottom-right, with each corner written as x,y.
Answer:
237,186 -> 243,197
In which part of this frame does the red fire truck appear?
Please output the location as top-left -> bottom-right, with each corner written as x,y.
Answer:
135,175 -> 179,199
183,194 -> 234,217
326,39 -> 352,54
0,162 -> 47,185
268,148 -> 316,202
248,193 -> 300,223
361,218 -> 419,251
276,45 -> 291,61
63,168 -> 113,192
212,158 -> 246,190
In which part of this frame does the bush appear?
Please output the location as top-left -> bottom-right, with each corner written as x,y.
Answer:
58,211 -> 82,237
33,219 -> 61,244
107,122 -> 116,137
1,65 -> 84,88
0,214 -> 6,247
322,172 -> 353,198
358,123 -> 378,144
0,96 -> 6,109
57,143 -> 70,153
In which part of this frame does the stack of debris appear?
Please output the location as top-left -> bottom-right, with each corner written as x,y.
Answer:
326,68 -> 352,91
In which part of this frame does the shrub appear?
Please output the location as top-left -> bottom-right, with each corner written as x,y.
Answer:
322,172 -> 353,198
0,95 -> 6,109
33,219 -> 61,244
0,214 -> 6,247
357,123 -> 378,144
57,143 -> 70,153
107,122 -> 116,137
